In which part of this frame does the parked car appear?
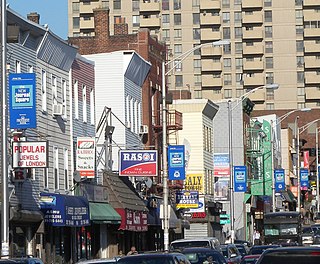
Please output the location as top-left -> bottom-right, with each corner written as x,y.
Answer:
170,237 -> 222,253
255,246 -> 320,264
302,226 -> 315,246
181,247 -> 227,264
118,252 -> 191,264
220,244 -> 242,264
76,258 -> 119,264
239,255 -> 260,264
314,212 -> 320,224
235,244 -> 250,258
0,258 -> 43,264
248,245 -> 280,256
234,240 -> 252,248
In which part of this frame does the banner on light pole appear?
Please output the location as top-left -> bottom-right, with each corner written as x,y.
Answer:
274,169 -> 285,192
168,145 -> 185,180
234,166 -> 247,192
300,168 -> 309,190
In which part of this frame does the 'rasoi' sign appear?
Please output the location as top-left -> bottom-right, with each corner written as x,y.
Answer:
119,150 -> 157,176
12,141 -> 48,168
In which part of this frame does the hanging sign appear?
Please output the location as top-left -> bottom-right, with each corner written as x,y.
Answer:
168,145 -> 185,180
300,168 -> 309,190
234,166 -> 247,192
274,169 -> 285,192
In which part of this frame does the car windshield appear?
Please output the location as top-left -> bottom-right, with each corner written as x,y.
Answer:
236,246 -> 247,256
183,252 -> 225,264
171,241 -> 211,250
240,257 -> 258,264
118,256 -> 175,264
264,223 -> 298,236
249,246 -> 279,255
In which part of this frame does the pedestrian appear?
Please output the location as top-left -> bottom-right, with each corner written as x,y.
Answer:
127,246 -> 138,256
253,230 -> 261,245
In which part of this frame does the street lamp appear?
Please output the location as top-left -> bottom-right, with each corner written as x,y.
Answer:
316,127 -> 320,212
296,118 -> 320,212
228,83 -> 279,243
162,40 -> 230,251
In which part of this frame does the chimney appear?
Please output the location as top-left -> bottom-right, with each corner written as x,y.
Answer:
27,12 -> 40,24
93,8 -> 110,40
114,17 -> 128,35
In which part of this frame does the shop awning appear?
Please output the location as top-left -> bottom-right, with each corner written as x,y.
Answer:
281,189 -> 296,203
244,193 -> 252,203
89,202 -> 121,224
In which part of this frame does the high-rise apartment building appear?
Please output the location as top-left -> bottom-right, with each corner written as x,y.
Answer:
68,0 -> 320,110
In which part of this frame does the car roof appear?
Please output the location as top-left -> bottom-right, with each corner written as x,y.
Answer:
263,246 -> 320,253
182,248 -> 221,253
172,238 -> 218,242
77,258 -> 118,264
119,252 -> 185,259
242,255 -> 261,259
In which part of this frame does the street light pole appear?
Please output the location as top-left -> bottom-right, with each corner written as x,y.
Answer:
1,0 -> 9,258
161,40 -> 230,250
316,127 -> 320,212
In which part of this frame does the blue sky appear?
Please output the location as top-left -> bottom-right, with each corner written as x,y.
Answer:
8,0 -> 68,39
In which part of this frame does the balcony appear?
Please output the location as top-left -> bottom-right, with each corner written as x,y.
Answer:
243,28 -> 263,39
201,45 -> 223,56
305,41 -> 320,53
203,90 -> 223,101
243,74 -> 264,86
304,10 -> 320,21
243,43 -> 264,55
304,56 -> 320,69
306,87 -> 320,100
247,89 -> 265,101
201,29 -> 222,41
304,0 -> 320,7
153,110 -> 183,131
140,1 -> 160,12
242,0 -> 263,9
243,59 -> 264,71
304,28 -> 320,38
305,72 -> 320,84
200,14 -> 221,25
200,0 -> 221,10
80,20 -> 94,29
202,75 -> 223,87
242,13 -> 263,24
80,2 -> 100,13
202,59 -> 222,71
140,17 -> 160,28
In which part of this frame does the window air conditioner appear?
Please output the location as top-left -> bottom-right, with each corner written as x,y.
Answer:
139,125 -> 148,135
53,104 -> 63,116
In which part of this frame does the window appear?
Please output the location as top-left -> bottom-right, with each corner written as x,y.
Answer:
174,29 -> 182,39
72,2 -> 80,13
194,90 -> 202,99
73,17 -> 80,29
52,75 -> 57,105
114,0 -> 121,10
193,28 -> 200,40
236,89 -> 243,97
296,40 -> 304,52
174,14 -> 181,26
235,0 -> 242,5
54,146 -> 59,190
296,0 -> 303,6
297,87 -> 305,96
236,58 -> 243,69
224,58 -> 231,70
132,0 -> 139,11
192,0 -> 200,7
193,44 -> 201,55
224,43 -> 231,54
174,60 -> 182,71
235,27 -> 242,38
194,75 -> 201,86
223,12 -> 230,24
266,72 -> 274,84
265,0 -> 272,7
162,29 -> 170,41
222,0 -> 230,8
266,89 -> 274,100
298,102 -> 306,109
266,57 -> 273,68
296,10 -> 303,23
162,14 -> 170,26
235,43 -> 243,54
102,1 -> 109,8
174,0 -> 181,10
193,13 -> 200,25
234,12 -> 242,23
83,85 -> 87,123
74,80 -> 79,119
297,72 -> 304,83
15,60 -> 21,73
90,88 -> 94,125
224,74 -> 232,85
162,0 -> 169,10
28,64 -> 33,73
265,26 -> 272,37
44,168 -> 48,189
223,28 -> 230,39
64,148 -> 68,190
236,73 -> 243,84
132,15 -> 140,27
175,75 -> 183,87
265,11 -> 272,22
194,59 -> 201,70
41,70 -> 47,112
266,103 -> 274,110
266,41 -> 273,53
62,79 -> 67,118
297,56 -> 304,68
224,89 -> 232,98
296,25 -> 303,35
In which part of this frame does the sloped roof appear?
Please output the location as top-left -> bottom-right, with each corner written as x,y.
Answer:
103,171 -> 148,212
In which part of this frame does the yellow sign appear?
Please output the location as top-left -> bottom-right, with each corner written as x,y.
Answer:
185,173 -> 204,194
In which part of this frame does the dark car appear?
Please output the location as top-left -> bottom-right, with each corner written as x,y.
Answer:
0,258 -> 43,264
255,246 -> 320,264
117,252 -> 190,264
302,226 -> 314,246
76,258 -> 119,264
235,244 -> 249,258
239,255 -> 260,264
221,244 -> 242,264
181,247 -> 227,264
248,245 -> 280,256
234,240 -> 252,248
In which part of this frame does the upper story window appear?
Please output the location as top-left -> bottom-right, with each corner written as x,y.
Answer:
174,14 -> 181,26
132,0 -> 139,11
174,0 -> 181,10
62,79 -> 67,118
114,0 -> 121,10
90,88 -> 94,125
83,85 -> 87,123
41,70 -> 47,112
15,60 -> 21,73
74,80 -> 79,119
162,0 -> 169,10
52,75 -> 57,105
72,2 -> 80,13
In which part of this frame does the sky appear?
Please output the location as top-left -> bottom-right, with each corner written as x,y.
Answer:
8,0 -> 68,40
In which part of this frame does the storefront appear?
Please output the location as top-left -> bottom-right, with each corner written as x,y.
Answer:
39,193 -> 90,264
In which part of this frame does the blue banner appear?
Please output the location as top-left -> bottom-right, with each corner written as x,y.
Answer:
234,166 -> 247,192
9,73 -> 36,129
168,145 -> 185,180
300,168 -> 309,189
274,169 -> 285,192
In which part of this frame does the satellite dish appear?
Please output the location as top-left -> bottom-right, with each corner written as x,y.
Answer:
145,178 -> 152,188
73,171 -> 81,183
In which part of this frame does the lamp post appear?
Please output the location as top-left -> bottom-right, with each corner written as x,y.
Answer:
162,40 -> 230,251
296,118 -> 320,212
316,127 -> 320,212
1,0 -> 9,258
228,83 -> 279,243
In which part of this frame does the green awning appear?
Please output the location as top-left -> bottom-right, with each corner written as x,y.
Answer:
244,193 -> 252,203
89,202 -> 121,224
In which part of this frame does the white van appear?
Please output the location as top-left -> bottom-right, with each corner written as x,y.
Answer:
170,237 -> 222,253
